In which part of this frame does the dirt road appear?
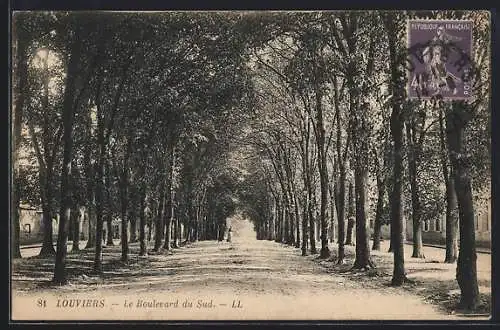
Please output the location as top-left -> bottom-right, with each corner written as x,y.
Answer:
12,218 -> 483,321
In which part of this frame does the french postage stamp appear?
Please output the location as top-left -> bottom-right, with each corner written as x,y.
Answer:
407,20 -> 474,100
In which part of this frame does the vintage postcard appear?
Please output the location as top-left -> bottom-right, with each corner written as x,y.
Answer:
10,9 -> 492,322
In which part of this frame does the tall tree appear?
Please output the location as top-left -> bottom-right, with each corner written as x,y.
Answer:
439,109 -> 458,263
11,13 -> 31,259
53,22 -> 83,284
382,11 -> 408,286
446,101 -> 479,310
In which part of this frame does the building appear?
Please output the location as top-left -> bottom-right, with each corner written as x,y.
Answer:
405,190 -> 491,249
19,204 -> 47,245
19,205 -> 92,245
374,190 -> 492,249
324,189 -> 491,250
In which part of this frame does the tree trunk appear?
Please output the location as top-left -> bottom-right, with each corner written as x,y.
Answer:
383,12 -> 407,286
439,110 -> 458,263
178,218 -> 184,245
11,21 -> 29,260
153,178 -> 166,251
39,207 -> 56,256
345,218 -> 355,245
93,107 -> 106,273
104,170 -> 115,246
406,123 -> 425,258
85,203 -> 96,249
84,151 -> 96,250
105,213 -> 113,246
294,194 -> 300,249
288,204 -> 295,246
94,164 -> 104,274
283,198 -> 289,244
351,98 -> 373,269
139,187 -> 147,256
390,111 -> 406,285
119,171 -> 129,262
299,106 -> 312,255
104,163 -> 114,246
39,160 -> 55,256
130,208 -> 138,243
163,138 -> 175,251
301,197 -> 308,256
268,197 -> 275,241
372,182 -> 385,251
308,193 -> 317,254
445,170 -> 459,263
173,217 -> 180,248
329,184 -> 336,243
345,182 -> 355,245
68,208 -> 74,242
275,198 -> 281,242
72,204 -> 80,252
313,87 -> 330,259
352,167 -> 373,269
332,74 -> 347,264
193,209 -> 199,242
446,102 -> 479,311
336,165 -> 347,264
53,30 -> 82,284
163,200 -> 172,251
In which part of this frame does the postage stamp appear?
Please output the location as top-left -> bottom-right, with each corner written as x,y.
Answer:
407,20 -> 474,100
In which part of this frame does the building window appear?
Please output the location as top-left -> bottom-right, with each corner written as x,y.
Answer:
475,215 -> 479,231
435,218 -> 441,232
424,220 -> 429,232
23,224 -> 31,235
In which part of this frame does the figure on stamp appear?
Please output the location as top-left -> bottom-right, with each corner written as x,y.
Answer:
410,46 -> 433,96
429,44 -> 461,95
